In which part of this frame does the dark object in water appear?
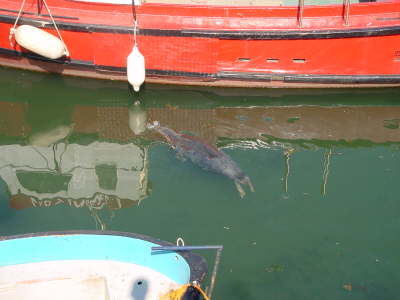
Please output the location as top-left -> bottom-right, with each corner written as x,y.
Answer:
148,121 -> 254,198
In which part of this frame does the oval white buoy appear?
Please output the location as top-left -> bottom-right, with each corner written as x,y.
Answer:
127,45 -> 145,92
14,25 -> 67,60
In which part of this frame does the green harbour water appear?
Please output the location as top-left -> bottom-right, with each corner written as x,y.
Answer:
0,67 -> 400,299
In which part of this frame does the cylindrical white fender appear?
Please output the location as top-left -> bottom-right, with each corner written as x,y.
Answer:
14,25 -> 67,60
127,45 -> 145,92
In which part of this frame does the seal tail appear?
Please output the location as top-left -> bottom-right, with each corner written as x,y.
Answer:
245,176 -> 255,193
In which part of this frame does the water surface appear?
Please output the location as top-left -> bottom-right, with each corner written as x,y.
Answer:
0,67 -> 399,299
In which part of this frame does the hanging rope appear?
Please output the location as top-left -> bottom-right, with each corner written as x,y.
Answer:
40,0 -> 69,56
9,0 -> 69,56
131,0 -> 139,46
134,19 -> 138,46
9,0 -> 27,47
131,0 -> 137,22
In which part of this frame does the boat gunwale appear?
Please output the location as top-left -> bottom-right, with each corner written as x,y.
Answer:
5,0 -> 400,12
2,0 -> 400,22
1,12 -> 400,39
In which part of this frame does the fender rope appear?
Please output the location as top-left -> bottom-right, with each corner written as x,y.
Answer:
9,0 -> 70,56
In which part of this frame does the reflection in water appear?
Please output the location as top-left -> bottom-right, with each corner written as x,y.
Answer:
29,124 -> 74,147
129,100 -> 148,135
1,88 -> 400,211
1,142 -> 149,229
1,69 -> 400,300
0,94 -> 150,230
216,106 -> 400,144
283,147 -> 295,194
321,148 -> 333,196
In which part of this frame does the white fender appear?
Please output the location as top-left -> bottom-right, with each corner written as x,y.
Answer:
14,25 -> 67,60
127,45 -> 145,92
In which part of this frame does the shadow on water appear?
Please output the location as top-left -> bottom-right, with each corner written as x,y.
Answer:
0,66 -> 400,299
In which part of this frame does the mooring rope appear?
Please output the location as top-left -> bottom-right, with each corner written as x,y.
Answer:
134,19 -> 138,46
131,0 -> 137,22
9,0 -> 27,47
40,0 -> 70,56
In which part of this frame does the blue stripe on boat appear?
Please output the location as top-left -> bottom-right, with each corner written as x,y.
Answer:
0,234 -> 190,284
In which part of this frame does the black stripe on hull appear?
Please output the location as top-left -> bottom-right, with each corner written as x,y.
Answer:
0,47 -> 94,67
0,8 -> 79,20
283,74 -> 400,83
215,71 -> 400,84
1,13 -> 400,39
1,47 -> 400,84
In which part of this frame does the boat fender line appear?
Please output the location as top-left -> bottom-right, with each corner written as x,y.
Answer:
160,283 -> 210,300
9,0 -> 69,59
127,19 -> 146,92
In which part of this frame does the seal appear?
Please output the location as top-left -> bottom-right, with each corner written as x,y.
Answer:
148,121 -> 254,198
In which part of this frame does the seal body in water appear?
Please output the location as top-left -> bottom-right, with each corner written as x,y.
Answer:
148,121 -> 254,198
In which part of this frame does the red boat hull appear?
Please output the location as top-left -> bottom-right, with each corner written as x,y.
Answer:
0,0 -> 400,88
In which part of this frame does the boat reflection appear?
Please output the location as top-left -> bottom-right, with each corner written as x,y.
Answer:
146,102 -> 400,195
214,105 -> 400,195
3,142 -> 149,210
1,69 -> 400,205
215,106 -> 400,145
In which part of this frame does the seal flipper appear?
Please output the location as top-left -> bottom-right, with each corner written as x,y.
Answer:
234,180 -> 246,199
245,176 -> 255,193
